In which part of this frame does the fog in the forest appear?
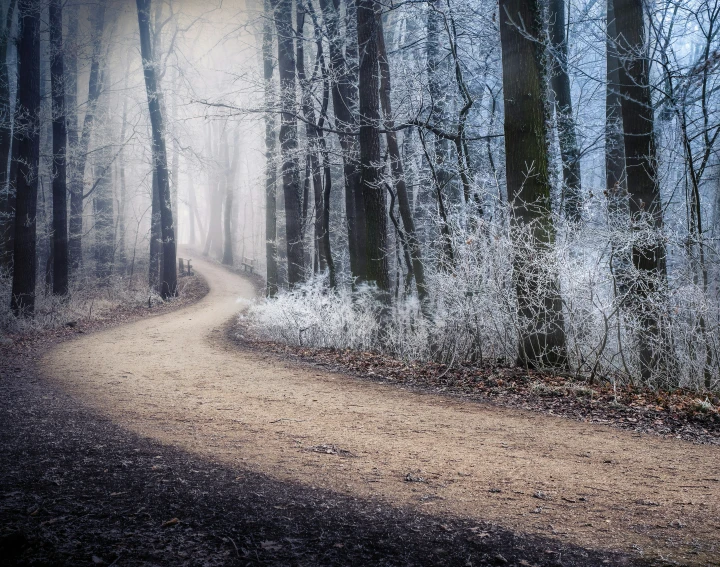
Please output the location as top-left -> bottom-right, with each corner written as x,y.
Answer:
71,0 -> 266,272
3,0 -> 720,392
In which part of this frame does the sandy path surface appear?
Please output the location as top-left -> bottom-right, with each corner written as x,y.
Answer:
40,255 -> 720,565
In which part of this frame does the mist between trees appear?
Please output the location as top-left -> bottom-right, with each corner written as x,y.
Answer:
0,0 -> 719,392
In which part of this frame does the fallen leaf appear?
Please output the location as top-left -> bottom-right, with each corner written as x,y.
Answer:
260,540 -> 282,551
405,472 -> 426,483
669,519 -> 685,529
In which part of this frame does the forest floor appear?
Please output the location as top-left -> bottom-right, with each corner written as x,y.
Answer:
1,254 -> 718,566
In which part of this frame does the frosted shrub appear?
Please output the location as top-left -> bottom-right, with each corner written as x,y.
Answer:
246,209 -> 720,391
245,274 -> 383,350
423,219 -> 517,365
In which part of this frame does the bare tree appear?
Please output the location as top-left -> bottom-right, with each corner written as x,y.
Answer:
271,0 -> 304,287
0,0 -> 17,270
548,0 -> 582,221
49,0 -> 68,295
615,0 -> 671,382
375,9 -> 427,300
137,0 -> 176,299
356,0 -> 389,292
68,2 -> 106,271
222,126 -> 240,266
296,2 -> 326,273
319,0 -> 366,281
10,0 -> 40,315
499,0 -> 568,368
263,0 -> 279,296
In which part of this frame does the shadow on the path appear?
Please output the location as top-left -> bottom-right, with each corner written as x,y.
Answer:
0,362 -> 648,567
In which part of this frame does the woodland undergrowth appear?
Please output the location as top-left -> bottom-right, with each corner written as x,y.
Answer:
0,262 -> 177,335
245,211 -> 720,393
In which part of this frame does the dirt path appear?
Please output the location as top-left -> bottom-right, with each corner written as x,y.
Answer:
40,256 -> 720,565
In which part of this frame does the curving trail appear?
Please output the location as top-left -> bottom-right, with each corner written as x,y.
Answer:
41,254 -> 720,565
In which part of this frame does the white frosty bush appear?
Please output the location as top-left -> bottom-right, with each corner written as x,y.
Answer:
245,208 -> 720,391
245,274 -> 383,350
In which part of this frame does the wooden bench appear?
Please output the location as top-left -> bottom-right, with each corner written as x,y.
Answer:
178,258 -> 193,276
241,257 -> 255,274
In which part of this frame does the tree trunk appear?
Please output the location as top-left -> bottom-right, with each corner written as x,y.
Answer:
346,0 -> 368,281
49,0 -> 68,295
203,183 -> 223,257
296,4 -> 326,273
10,0 -> 40,315
614,0 -> 671,383
605,0 -> 630,294
605,0 -> 626,198
221,174 -> 234,266
149,168 -> 161,290
92,86 -> 114,284
499,0 -> 568,368
318,0 -> 365,281
263,0 -> 278,296
222,127 -> 240,266
171,68 -> 179,233
357,0 -> 389,291
137,0 -> 176,299
548,0 -> 582,222
64,0 -> 78,269
376,10 -> 427,301
187,168 -> 199,245
202,122 -> 220,258
68,2 -> 105,271
305,0 -> 336,286
271,0 -> 304,287
0,0 -> 17,270
426,0 -> 456,204
116,67 -> 130,270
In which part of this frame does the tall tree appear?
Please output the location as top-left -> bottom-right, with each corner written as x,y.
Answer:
137,0 -> 177,299
263,0 -> 278,296
64,0 -> 78,267
187,167 -> 200,246
68,1 -> 106,270
0,0 -> 17,270
222,126 -> 240,266
376,9 -> 427,300
605,0 -> 630,294
271,0 -> 304,287
304,0 -> 336,287
614,0 -> 670,382
91,87 -> 114,283
49,0 -> 68,295
356,0 -> 389,291
10,0 -> 40,315
499,0 -> 568,367
318,0 -> 366,281
426,1 -> 455,204
605,0 -> 626,200
115,63 -> 131,270
202,121 -> 223,259
149,168 -> 161,290
296,2 -> 326,273
548,0 -> 582,222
